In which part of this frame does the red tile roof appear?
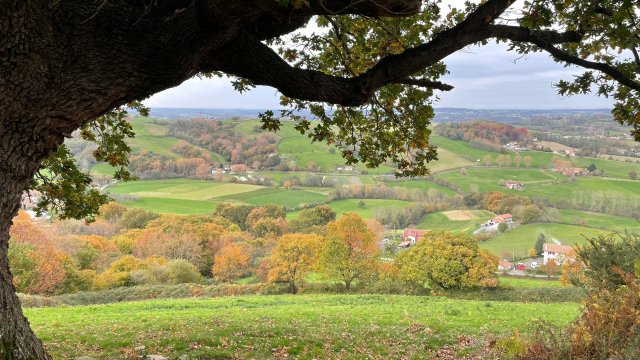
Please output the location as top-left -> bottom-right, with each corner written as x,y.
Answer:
402,229 -> 428,240
543,243 -> 573,255
397,240 -> 412,248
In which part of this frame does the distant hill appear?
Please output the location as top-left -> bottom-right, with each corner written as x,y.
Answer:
141,107 -> 613,124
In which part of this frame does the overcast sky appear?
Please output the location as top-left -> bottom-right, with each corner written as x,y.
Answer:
145,1 -> 614,110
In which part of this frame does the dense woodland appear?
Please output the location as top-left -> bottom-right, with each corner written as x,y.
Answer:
435,121 -> 532,145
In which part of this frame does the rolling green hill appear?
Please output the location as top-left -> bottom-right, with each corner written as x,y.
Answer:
99,117 -> 640,257
417,210 -> 495,233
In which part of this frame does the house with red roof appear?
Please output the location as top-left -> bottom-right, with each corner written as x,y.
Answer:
543,243 -> 574,265
402,229 -> 428,245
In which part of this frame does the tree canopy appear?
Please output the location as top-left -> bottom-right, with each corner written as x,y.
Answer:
3,0 -> 640,358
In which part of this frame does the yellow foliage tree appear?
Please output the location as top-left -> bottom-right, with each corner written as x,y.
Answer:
317,213 -> 380,290
396,231 -> 498,289
267,233 -> 322,293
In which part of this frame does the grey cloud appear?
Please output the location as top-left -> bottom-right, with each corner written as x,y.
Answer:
144,43 -> 614,110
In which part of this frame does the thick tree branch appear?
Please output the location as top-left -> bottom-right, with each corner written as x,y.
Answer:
489,24 -> 640,92
214,0 -> 518,105
395,78 -> 454,91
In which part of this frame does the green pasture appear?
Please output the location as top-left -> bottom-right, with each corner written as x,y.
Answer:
119,197 -> 217,215
497,276 -> 565,289
288,199 -> 412,219
480,223 -> 607,259
417,210 -> 495,233
384,179 -> 458,196
556,209 -> 640,233
217,187 -> 330,208
26,295 -> 579,359
109,179 -> 263,200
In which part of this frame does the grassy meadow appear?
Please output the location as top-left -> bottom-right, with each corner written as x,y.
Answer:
27,295 -> 579,359
480,223 -> 606,259
417,210 -> 495,233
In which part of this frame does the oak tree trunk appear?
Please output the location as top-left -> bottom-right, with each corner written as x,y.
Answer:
0,122 -> 55,359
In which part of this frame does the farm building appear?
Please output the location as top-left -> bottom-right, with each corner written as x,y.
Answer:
562,167 -> 588,177
402,229 -> 428,245
498,261 -> 513,271
397,240 -> 412,249
542,243 -> 574,265
335,165 -> 355,172
493,214 -> 513,224
397,229 -> 428,248
504,180 -> 525,190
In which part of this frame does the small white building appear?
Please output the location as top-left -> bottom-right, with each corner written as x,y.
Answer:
505,181 -> 525,190
542,243 -> 573,265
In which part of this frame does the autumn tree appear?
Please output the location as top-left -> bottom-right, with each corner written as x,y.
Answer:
267,234 -> 322,293
245,204 -> 287,229
98,202 -> 128,222
540,260 -> 560,278
214,202 -> 256,230
4,0 -> 640,357
482,155 -> 494,166
514,154 -> 522,167
317,213 -> 380,290
288,205 -> 337,234
396,231 -> 498,289
212,243 -> 251,283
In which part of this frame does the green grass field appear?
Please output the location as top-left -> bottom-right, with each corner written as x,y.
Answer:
288,199 -> 412,219
278,136 -> 394,174
557,209 -> 640,233
436,167 -> 563,194
109,179 -> 263,200
436,168 -> 640,206
417,210 -> 495,233
480,223 -> 608,259
119,197 -> 217,215
217,187 -> 330,208
384,179 -> 458,196
26,295 -> 579,359
497,276 -> 565,289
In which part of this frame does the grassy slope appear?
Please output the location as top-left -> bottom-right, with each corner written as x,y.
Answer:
119,197 -> 217,215
498,276 -> 564,289
480,223 -> 607,258
109,179 -> 263,200
278,136 -> 394,174
288,199 -> 412,219
217,187 -> 330,208
384,179 -> 458,196
557,209 -> 640,233
417,210 -> 495,233
27,295 -> 579,359
436,168 -> 640,203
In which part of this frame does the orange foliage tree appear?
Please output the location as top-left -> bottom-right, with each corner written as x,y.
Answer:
212,243 -> 251,282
